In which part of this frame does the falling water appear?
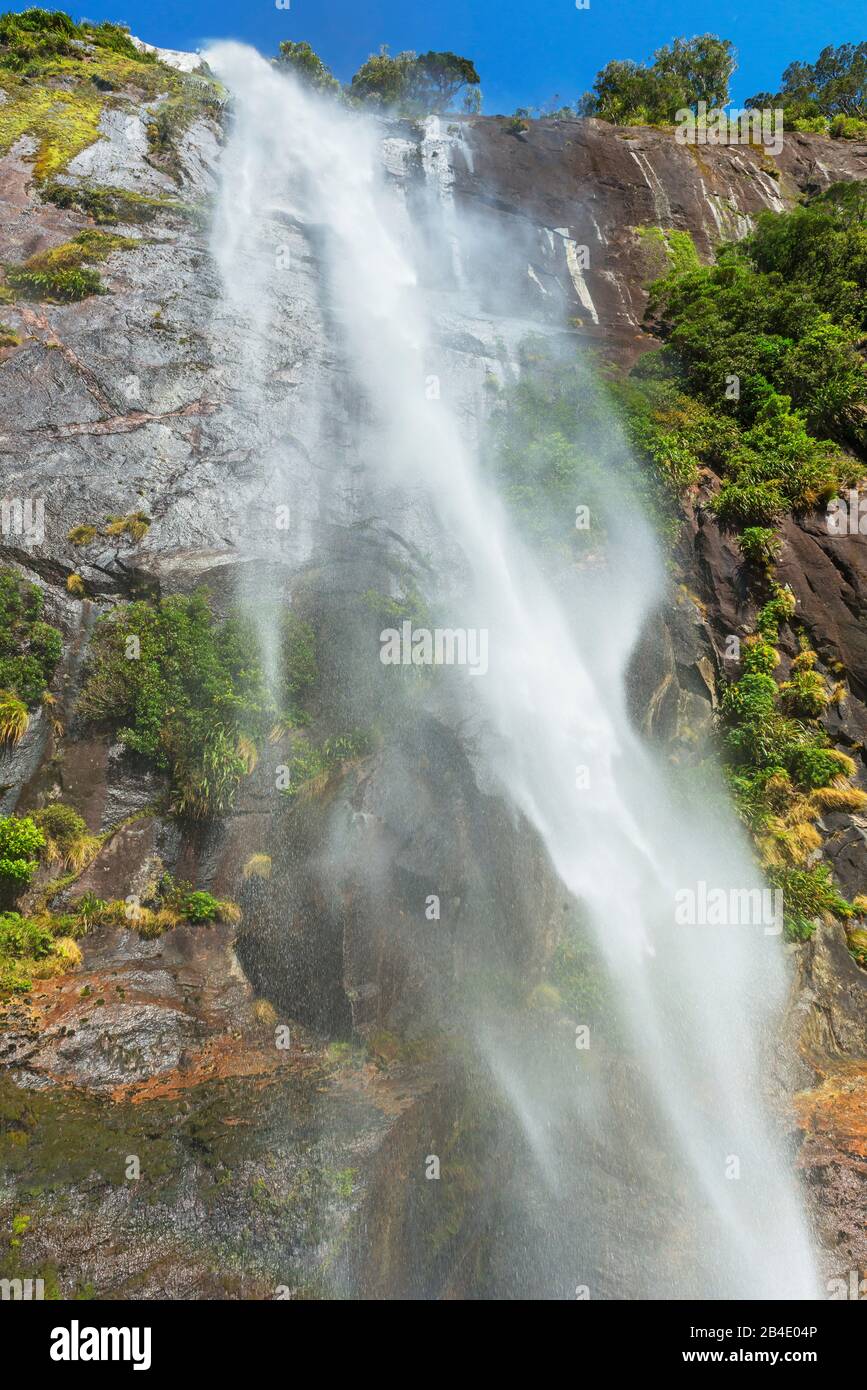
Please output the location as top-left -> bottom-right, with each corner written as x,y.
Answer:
206,42 -> 818,1299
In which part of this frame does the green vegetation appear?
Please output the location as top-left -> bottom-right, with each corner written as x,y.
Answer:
0,569 -> 61,736
77,593 -> 320,820
0,320 -> 19,347
3,229 -> 136,302
719,597 -> 864,940
0,9 -> 221,185
0,9 -> 150,73
281,730 -> 373,800
0,815 -> 45,895
579,34 -> 735,124
276,39 -> 481,115
104,511 -> 151,542
31,803 -> 99,872
348,48 -> 480,113
275,40 -> 341,97
746,42 -> 867,132
78,592 -> 271,820
486,339 -> 687,561
640,186 -> 867,528
0,908 -> 79,997
0,863 -> 240,996
67,524 -> 97,547
41,181 -> 193,226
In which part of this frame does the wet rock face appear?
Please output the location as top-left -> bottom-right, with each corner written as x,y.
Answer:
2,71 -> 867,1295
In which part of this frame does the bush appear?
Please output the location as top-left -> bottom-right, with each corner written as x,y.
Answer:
580,34 -> 735,124
32,802 -> 98,870
0,569 -> 61,706
830,114 -> 867,140
4,230 -> 135,303
0,815 -> 45,894
78,592 -> 272,820
739,527 -> 781,568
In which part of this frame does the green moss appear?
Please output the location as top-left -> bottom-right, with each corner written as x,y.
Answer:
0,320 -> 19,347
4,229 -> 137,302
41,180 -> 195,226
0,11 -> 222,183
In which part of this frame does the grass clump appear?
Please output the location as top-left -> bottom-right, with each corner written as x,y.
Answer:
104,511 -> 150,542
31,802 -> 99,872
4,229 -> 136,303
67,524 -> 96,547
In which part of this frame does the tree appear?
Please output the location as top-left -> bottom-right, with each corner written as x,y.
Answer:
747,43 -> 867,120
414,51 -> 480,111
651,35 -> 735,112
581,34 -> 735,124
349,46 -> 480,113
276,40 -> 341,96
349,46 -> 418,107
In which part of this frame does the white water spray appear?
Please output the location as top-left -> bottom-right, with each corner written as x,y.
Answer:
208,42 -> 817,1298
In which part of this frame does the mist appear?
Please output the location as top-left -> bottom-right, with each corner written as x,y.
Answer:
206,41 -> 817,1300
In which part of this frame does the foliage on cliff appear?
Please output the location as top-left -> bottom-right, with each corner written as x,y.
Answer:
644,182 -> 867,527
631,186 -> 867,944
0,569 -> 61,748
747,41 -> 867,137
579,34 -> 735,124
276,38 -> 480,114
77,593 -> 318,819
0,8 -> 220,184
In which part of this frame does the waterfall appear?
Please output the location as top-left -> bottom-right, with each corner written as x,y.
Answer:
206,42 -> 818,1299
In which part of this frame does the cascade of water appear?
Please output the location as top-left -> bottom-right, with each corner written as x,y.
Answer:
207,42 -> 817,1298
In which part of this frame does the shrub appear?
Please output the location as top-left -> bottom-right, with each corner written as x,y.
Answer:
0,815 -> 46,893
829,114 -> 867,140
0,569 -> 61,706
739,527 -> 781,567
32,802 -> 98,871
67,524 -> 97,546
178,890 -> 222,923
78,592 -> 271,820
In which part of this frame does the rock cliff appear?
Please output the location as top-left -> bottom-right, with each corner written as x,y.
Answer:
1,39 -> 865,1297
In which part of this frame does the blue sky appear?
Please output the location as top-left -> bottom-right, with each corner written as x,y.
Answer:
16,1 -> 867,114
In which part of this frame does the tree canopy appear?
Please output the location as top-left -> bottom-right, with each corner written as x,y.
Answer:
348,46 -> 480,113
580,34 -> 735,124
747,42 -> 867,121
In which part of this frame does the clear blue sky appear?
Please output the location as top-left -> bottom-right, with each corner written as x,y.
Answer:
16,1 -> 867,113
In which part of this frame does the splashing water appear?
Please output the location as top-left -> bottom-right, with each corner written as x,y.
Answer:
207,42 -> 818,1299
